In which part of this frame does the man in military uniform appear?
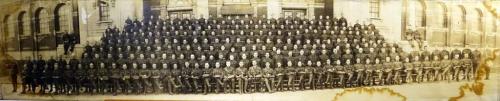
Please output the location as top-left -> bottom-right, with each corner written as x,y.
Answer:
413,55 -> 423,83
87,63 -> 97,94
235,61 -> 248,94
74,63 -> 86,95
171,63 -> 182,94
393,56 -> 403,84
62,64 -> 74,94
262,62 -> 275,92
324,59 -> 335,88
451,54 -> 462,81
181,62 -> 193,93
440,52 -> 452,81
382,57 -> 393,85
110,63 -> 121,95
373,58 -> 384,85
314,61 -> 326,89
160,63 -> 174,94
462,53 -> 473,81
202,63 -> 212,94
223,61 -> 236,93
139,63 -> 151,94
97,62 -> 109,94
353,58 -> 365,86
20,57 -> 31,94
333,60 -> 346,87
274,62 -> 286,91
212,62 -> 225,93
422,54 -> 433,82
150,63 -> 162,93
51,63 -> 62,94
364,58 -> 374,86
403,56 -> 414,83
130,63 -> 142,94
247,60 -> 263,93
190,63 -> 202,94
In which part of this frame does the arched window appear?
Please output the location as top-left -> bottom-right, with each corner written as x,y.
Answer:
54,3 -> 72,32
415,0 -> 426,27
17,11 -> 30,36
492,18 -> 497,32
3,15 -> 10,39
34,8 -> 50,34
452,5 -> 466,29
474,9 -> 483,32
436,3 -> 447,28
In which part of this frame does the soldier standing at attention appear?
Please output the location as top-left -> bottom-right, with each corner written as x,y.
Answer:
8,60 -> 19,93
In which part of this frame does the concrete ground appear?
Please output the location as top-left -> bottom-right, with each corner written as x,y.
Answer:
0,72 -> 497,101
0,51 -> 498,101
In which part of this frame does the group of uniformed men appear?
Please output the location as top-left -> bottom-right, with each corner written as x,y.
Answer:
19,15 -> 483,95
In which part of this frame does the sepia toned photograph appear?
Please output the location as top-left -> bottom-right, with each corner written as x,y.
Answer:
0,0 -> 499,100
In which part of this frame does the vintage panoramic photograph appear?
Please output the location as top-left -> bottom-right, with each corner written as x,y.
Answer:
0,0 -> 499,100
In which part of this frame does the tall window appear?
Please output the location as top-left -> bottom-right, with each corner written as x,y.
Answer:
369,0 -> 381,18
3,15 -> 9,39
35,8 -> 49,34
415,1 -> 425,27
492,18 -> 497,32
18,12 -> 29,36
475,9 -> 483,31
437,3 -> 447,28
55,4 -> 71,32
224,0 -> 250,4
99,0 -> 110,21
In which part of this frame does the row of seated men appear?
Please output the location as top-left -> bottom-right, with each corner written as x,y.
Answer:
19,49 -> 480,95
121,15 -> 354,33
104,26 -> 381,46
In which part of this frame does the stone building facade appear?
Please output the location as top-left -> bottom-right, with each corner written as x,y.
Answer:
0,0 -> 499,60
